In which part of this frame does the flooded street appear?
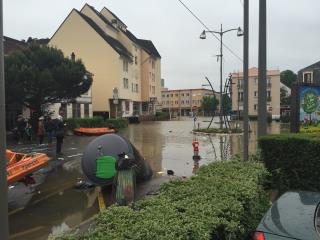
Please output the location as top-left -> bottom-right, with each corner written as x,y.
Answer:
8,118 -> 289,239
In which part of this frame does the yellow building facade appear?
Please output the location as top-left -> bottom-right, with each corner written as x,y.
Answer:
49,4 -> 161,118
161,88 -> 219,116
231,67 -> 280,118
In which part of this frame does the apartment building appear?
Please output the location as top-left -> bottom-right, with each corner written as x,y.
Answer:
231,67 -> 280,118
161,88 -> 219,116
298,60 -> 320,84
49,4 -> 161,118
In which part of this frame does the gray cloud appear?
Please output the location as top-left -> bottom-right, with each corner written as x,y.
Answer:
4,0 -> 320,90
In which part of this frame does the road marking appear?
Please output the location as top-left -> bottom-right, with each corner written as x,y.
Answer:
9,226 -> 46,239
97,187 -> 106,210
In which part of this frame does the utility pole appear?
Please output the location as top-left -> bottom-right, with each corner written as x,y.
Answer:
243,0 -> 249,160
0,0 -> 9,238
219,24 -> 223,130
258,0 -> 267,137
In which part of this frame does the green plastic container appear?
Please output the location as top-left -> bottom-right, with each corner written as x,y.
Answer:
96,156 -> 116,179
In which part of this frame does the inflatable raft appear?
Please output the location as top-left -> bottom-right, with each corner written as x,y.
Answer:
74,127 -> 116,136
6,150 -> 49,184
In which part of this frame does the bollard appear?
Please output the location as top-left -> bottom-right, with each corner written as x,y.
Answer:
192,140 -> 201,174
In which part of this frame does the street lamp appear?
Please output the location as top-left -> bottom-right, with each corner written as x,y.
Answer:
200,24 -> 243,129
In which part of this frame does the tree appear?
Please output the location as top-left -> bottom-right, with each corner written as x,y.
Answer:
201,95 -> 218,116
280,87 -> 291,106
5,44 -> 92,125
280,70 -> 297,88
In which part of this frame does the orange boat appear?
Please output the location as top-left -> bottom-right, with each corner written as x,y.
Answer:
74,127 -> 116,136
6,150 -> 50,184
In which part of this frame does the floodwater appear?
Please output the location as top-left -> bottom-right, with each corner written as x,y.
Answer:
8,118 -> 289,239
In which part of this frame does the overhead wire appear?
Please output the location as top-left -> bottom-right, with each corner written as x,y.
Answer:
177,0 -> 243,62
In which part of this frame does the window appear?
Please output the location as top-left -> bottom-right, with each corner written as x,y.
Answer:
238,92 -> 244,101
171,94 -> 173,97
152,60 -> 155,69
84,103 -> 89,117
181,100 -> 184,104
186,100 -> 190,104
162,94 -> 165,98
152,86 -> 155,94
181,93 -> 184,96
267,78 -> 272,88
186,93 -> 190,96
135,56 -> 138,65
135,84 -> 138,92
267,91 -> 271,101
123,59 -> 128,72
254,91 -> 258,98
175,93 -> 178,97
167,94 -> 169,97
254,78 -> 258,84
254,104 -> 257,111
123,78 -> 129,89
125,101 -> 130,112
303,72 -> 313,83
175,101 -> 178,104
72,103 -> 81,118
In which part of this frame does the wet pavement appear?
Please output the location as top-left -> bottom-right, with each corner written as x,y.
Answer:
7,118 -> 290,239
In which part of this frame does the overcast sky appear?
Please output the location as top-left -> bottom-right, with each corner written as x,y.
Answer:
3,0 -> 320,90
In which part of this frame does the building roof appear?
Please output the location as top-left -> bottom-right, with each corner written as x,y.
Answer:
77,10 -> 132,60
84,4 -> 118,32
232,67 -> 280,77
137,39 -> 161,58
4,36 -> 27,55
102,7 -> 127,28
298,61 -> 320,73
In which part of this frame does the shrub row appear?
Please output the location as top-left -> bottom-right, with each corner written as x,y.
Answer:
155,111 -> 170,121
58,160 -> 269,240
259,133 -> 320,193
196,128 -> 243,134
65,117 -> 128,130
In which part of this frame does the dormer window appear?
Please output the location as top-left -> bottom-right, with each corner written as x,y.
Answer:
303,72 -> 313,84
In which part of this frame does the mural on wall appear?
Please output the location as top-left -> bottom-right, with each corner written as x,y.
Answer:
299,85 -> 320,124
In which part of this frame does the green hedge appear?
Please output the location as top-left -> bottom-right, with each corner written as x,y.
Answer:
155,112 -> 170,121
196,128 -> 243,134
65,117 -> 128,130
259,133 -> 320,192
57,160 -> 269,240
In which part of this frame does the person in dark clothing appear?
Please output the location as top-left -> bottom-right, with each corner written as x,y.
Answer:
16,115 -> 26,144
45,117 -> 55,147
38,116 -> 45,145
55,115 -> 65,155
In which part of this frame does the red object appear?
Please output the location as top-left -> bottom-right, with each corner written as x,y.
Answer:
252,232 -> 265,240
192,140 -> 199,152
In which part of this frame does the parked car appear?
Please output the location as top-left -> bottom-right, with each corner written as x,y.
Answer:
252,191 -> 320,240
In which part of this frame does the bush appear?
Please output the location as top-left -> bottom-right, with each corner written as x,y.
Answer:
196,128 -> 243,134
58,160 -> 270,240
155,112 -> 170,121
280,114 -> 290,123
106,118 -> 128,129
259,133 -> 320,193
65,117 -> 128,130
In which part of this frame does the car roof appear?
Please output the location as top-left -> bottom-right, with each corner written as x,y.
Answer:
257,191 -> 320,240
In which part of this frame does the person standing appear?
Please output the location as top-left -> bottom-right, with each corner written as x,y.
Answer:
37,116 -> 45,145
45,117 -> 54,147
16,115 -> 25,144
55,115 -> 65,155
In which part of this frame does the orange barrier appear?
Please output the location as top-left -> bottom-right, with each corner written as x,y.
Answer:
6,150 -> 49,184
74,127 -> 116,136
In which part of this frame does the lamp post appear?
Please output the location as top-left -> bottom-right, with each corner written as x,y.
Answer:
200,25 -> 243,129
